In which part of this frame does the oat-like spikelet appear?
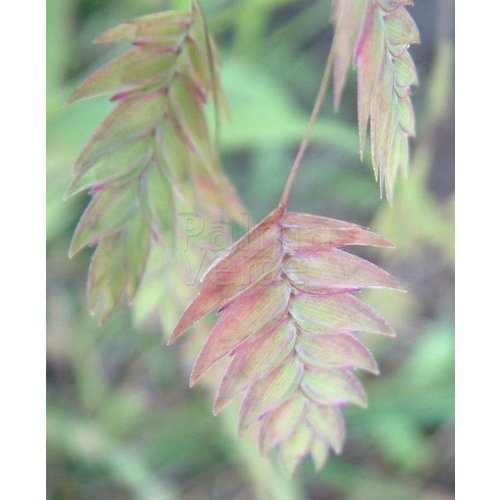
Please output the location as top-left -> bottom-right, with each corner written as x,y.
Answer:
332,0 -> 420,203
66,6 -> 246,323
170,207 -> 404,475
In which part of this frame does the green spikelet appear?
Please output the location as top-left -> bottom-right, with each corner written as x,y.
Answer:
67,6 -> 246,323
332,0 -> 420,203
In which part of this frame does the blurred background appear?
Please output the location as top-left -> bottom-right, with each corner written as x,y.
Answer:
47,0 -> 455,498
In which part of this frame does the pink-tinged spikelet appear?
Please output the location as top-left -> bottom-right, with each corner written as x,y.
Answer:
332,0 -> 420,203
171,208 -> 404,475
66,5 -> 247,324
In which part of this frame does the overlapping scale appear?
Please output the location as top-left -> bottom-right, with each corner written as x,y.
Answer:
67,5 -> 247,323
331,0 -> 420,203
171,209 -> 403,475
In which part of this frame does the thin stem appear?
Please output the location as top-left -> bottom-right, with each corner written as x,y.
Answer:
279,36 -> 336,209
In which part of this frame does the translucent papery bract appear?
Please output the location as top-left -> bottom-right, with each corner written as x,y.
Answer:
67,6 -> 247,323
171,209 -> 403,475
331,0 -> 420,203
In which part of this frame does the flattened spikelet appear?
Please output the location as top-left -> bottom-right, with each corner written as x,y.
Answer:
171,208 -> 404,475
331,0 -> 420,203
67,6 -> 246,323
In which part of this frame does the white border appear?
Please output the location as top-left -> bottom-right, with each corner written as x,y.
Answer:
4,0 -> 499,496
2,0 -> 46,497
456,0 -> 499,497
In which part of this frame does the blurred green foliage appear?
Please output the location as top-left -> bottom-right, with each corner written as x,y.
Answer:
47,0 -> 454,498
